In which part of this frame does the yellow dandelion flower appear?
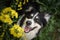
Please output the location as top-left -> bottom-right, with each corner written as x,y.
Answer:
11,10 -> 18,18
1,7 -> 12,14
23,0 -> 29,4
0,15 -> 13,24
23,0 -> 26,4
17,7 -> 22,10
27,0 -> 28,2
9,24 -> 24,38
18,2 -> 22,7
17,2 -> 22,10
16,0 -> 19,2
1,7 -> 18,18
0,16 -> 2,20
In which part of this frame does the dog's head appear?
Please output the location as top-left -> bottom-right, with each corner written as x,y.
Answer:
17,2 -> 51,33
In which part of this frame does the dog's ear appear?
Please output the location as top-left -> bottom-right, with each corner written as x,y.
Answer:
44,13 -> 51,22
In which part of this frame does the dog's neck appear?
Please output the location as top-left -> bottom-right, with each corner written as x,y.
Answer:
22,23 -> 41,40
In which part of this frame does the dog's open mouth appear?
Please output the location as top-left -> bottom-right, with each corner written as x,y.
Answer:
24,26 -> 37,33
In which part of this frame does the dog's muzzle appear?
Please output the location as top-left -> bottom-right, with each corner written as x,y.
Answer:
24,26 -> 37,33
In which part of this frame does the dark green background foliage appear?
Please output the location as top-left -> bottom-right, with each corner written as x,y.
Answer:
0,0 -> 60,40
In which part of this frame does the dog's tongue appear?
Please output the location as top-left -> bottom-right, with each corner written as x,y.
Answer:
24,27 -> 31,33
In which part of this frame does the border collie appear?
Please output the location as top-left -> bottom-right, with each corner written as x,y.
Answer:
17,2 -> 51,40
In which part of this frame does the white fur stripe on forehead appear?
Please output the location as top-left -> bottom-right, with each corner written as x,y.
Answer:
32,12 -> 39,19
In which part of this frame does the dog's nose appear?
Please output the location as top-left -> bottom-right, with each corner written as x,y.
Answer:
26,21 -> 32,25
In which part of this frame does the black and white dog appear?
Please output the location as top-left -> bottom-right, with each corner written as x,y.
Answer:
17,2 -> 51,40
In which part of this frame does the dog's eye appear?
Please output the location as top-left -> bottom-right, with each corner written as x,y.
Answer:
31,14 -> 34,17
34,16 -> 39,21
36,16 -> 39,19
